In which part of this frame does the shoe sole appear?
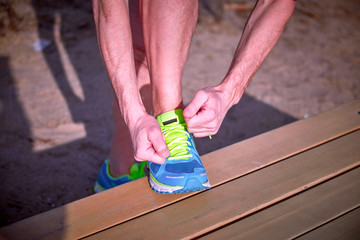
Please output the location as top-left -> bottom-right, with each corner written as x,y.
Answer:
149,175 -> 211,194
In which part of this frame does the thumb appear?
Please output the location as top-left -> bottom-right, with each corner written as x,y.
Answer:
149,128 -> 169,159
184,90 -> 208,119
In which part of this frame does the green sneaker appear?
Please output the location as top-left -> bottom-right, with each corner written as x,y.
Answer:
94,159 -> 147,193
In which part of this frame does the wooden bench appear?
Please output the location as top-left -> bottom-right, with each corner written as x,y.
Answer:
1,100 -> 359,240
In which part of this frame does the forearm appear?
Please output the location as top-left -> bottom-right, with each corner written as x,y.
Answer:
93,0 -> 146,127
218,0 -> 295,105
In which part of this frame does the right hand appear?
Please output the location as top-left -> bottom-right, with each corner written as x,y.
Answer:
128,114 -> 169,164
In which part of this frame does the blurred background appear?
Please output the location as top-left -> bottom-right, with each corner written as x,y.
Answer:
0,0 -> 359,226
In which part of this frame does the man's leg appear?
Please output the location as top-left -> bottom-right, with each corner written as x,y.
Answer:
140,0 -> 198,116
109,61 -> 151,177
140,1 -> 211,194
108,0 -> 152,177
109,0 -> 198,177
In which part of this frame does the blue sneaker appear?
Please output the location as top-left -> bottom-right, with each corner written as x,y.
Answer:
94,159 -> 147,193
148,109 -> 211,194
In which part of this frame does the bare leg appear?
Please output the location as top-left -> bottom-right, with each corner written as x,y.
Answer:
108,0 -> 199,176
109,60 -> 151,177
140,0 -> 199,116
108,0 -> 152,177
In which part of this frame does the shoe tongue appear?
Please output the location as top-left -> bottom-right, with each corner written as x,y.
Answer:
157,109 -> 189,158
157,109 -> 185,127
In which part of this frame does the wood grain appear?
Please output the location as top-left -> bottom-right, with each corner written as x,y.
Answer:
85,131 -> 360,239
296,207 -> 360,240
200,168 -> 360,240
1,101 -> 359,240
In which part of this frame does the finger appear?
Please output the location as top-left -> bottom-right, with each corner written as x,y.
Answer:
186,107 -> 216,128
133,134 -> 167,164
136,148 -> 166,164
149,128 -> 170,158
183,90 -> 208,119
187,119 -> 217,131
187,127 -> 214,134
190,128 -> 218,136
148,151 -> 167,164
193,131 -> 216,138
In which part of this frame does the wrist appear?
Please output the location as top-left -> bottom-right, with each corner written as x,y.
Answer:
120,101 -> 148,131
216,76 -> 245,107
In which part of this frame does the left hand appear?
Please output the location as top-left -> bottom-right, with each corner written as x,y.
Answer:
183,87 -> 233,137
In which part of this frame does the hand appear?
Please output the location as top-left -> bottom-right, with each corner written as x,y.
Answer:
183,87 -> 233,138
128,114 -> 169,164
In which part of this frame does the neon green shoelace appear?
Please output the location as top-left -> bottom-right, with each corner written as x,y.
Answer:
161,122 -> 193,160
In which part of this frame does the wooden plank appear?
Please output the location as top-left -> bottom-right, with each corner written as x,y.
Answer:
1,101 -> 359,240
84,131 -> 360,239
205,100 -> 360,187
296,207 -> 360,240
198,168 -> 360,240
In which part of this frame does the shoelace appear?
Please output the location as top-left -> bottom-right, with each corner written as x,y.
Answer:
161,122 -> 193,160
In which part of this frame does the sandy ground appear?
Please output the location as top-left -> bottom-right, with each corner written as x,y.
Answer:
0,0 -> 359,226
